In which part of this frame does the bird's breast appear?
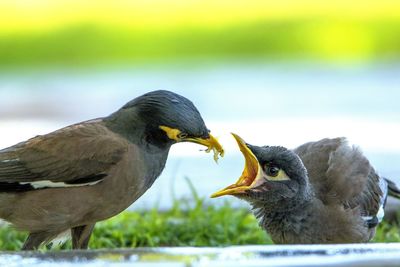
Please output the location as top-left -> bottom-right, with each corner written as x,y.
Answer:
97,144 -> 169,215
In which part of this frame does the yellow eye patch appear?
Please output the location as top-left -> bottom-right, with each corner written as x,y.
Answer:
159,125 -> 182,141
265,170 -> 291,181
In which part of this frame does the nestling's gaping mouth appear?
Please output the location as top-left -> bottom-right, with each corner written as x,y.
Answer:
211,133 -> 261,198
159,125 -> 224,163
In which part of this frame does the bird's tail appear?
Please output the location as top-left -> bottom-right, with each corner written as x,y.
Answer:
385,178 -> 400,199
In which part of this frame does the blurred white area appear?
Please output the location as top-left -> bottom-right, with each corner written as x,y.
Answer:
2,118 -> 400,154
1,63 -> 400,209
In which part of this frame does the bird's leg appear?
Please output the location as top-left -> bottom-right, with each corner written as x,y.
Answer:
71,223 -> 95,249
22,232 -> 49,250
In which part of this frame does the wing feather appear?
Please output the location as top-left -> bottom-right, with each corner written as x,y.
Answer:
294,137 -> 384,221
0,122 -> 127,189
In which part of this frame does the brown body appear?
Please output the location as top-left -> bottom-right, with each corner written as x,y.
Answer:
0,121 -> 168,247
0,90 -> 225,250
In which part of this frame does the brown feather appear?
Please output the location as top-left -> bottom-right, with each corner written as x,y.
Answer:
0,121 -> 127,184
294,138 -> 383,220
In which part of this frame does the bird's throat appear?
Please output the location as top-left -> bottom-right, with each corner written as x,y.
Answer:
254,196 -> 316,244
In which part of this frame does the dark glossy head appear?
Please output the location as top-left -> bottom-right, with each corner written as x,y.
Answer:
105,90 -> 224,158
123,90 -> 210,139
212,134 -> 311,212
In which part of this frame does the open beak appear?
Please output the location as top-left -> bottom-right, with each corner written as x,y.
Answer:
211,133 -> 261,198
184,134 -> 225,163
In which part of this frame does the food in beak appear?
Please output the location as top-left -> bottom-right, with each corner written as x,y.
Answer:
211,133 -> 260,198
185,134 -> 225,163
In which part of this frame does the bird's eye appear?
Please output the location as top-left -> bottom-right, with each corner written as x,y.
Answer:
178,133 -> 188,139
265,166 -> 280,177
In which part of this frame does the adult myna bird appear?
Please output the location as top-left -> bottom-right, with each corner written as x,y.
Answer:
212,134 -> 400,244
0,90 -> 224,250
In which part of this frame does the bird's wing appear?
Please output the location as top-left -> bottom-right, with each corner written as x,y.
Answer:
294,137 -> 346,200
0,122 -> 128,191
294,138 -> 384,224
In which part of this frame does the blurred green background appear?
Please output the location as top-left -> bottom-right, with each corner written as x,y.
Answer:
1,0 -> 400,68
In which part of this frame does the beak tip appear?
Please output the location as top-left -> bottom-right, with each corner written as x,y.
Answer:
210,191 -> 223,198
231,132 -> 246,145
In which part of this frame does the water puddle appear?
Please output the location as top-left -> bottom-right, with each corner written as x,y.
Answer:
3,244 -> 400,267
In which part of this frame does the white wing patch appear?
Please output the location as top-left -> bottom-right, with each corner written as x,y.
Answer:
20,180 -> 102,189
362,177 -> 387,225
1,159 -> 19,163
377,177 -> 388,223
362,216 -> 373,221
376,205 -> 385,223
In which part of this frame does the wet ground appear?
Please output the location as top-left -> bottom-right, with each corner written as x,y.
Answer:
2,244 -> 400,267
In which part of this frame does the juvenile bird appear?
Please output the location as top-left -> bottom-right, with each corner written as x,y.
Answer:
212,134 -> 399,244
0,90 -> 224,250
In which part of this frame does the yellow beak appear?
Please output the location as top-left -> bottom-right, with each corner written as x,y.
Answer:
184,134 -> 225,163
211,133 -> 260,198
159,125 -> 224,163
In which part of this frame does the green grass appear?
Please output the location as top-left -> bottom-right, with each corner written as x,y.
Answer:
0,177 -> 398,250
91,200 -> 272,249
0,198 -> 272,251
371,220 -> 400,243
